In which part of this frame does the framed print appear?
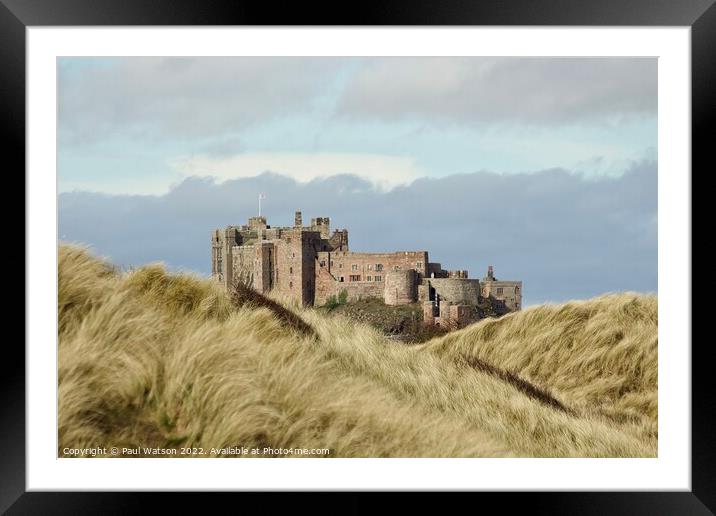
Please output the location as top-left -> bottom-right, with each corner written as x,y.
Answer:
7,0 -> 714,513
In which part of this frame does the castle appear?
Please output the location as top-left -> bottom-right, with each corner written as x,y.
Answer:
211,212 -> 522,328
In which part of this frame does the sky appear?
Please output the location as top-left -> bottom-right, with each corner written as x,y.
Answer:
58,57 -> 657,305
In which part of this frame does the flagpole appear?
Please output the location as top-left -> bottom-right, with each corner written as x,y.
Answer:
258,193 -> 267,217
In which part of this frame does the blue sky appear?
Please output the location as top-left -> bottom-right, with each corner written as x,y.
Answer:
58,57 -> 657,304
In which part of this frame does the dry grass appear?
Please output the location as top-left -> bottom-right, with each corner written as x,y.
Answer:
58,244 -> 657,458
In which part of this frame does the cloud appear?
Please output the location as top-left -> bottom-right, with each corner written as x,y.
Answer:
169,152 -> 424,191
58,57 -> 341,144
58,161 -> 657,305
338,58 -> 657,126
59,57 -> 657,149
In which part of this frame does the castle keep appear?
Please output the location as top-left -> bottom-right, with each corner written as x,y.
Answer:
211,212 -> 522,328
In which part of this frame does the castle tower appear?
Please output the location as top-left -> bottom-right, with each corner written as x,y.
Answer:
310,217 -> 331,238
485,265 -> 496,281
294,210 -> 302,228
384,270 -> 417,305
248,216 -> 267,231
211,227 -> 239,291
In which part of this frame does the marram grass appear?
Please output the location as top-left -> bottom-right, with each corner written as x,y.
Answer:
58,245 -> 657,458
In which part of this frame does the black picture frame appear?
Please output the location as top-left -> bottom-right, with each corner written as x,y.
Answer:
6,0 -> 713,513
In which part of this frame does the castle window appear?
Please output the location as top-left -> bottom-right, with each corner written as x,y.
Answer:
339,276 -> 344,282
349,275 -> 361,282
319,260 -> 326,267
338,263 -> 343,269
496,287 -> 504,295
374,275 -> 382,282
367,264 -> 373,270
416,262 -> 423,269
290,267 -> 293,274
367,276 -> 372,281
351,264 -> 358,271
217,250 -> 223,273
290,281 -> 293,288
330,260 -> 334,267
393,265 -> 400,271
375,264 -> 383,271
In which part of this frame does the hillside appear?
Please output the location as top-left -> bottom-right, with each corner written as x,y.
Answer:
58,245 -> 657,458
315,296 -> 506,343
315,298 -> 446,343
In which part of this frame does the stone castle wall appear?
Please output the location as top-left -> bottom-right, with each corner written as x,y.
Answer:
330,281 -> 385,304
315,261 -> 384,304
423,278 -> 481,305
482,280 -> 522,311
231,245 -> 256,287
317,250 -> 428,282
275,230 -> 302,302
314,251 -> 425,305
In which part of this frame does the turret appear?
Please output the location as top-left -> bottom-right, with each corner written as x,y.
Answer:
484,265 -> 496,281
310,217 -> 331,238
248,216 -> 267,230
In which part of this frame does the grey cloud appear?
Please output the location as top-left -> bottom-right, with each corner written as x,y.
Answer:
59,57 -> 657,149
338,58 -> 657,126
58,57 -> 341,144
58,162 -> 657,306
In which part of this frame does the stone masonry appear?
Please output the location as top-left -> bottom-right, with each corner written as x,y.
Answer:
211,211 -> 522,328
